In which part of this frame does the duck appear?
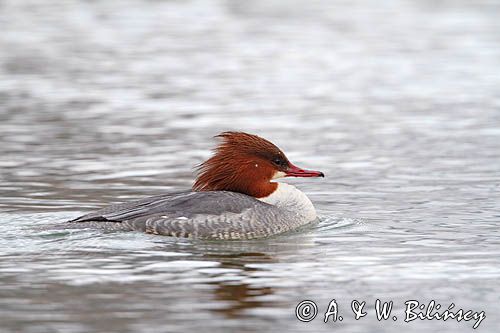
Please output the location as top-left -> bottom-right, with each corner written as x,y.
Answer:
66,131 -> 324,240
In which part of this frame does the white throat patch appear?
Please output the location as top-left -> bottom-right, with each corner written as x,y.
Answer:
272,171 -> 286,179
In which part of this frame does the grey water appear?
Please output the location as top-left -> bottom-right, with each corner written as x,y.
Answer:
1,0 -> 500,332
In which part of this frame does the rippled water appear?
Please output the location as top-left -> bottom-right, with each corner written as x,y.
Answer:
1,0 -> 500,332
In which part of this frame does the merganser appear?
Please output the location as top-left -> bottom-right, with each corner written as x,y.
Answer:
66,132 -> 324,240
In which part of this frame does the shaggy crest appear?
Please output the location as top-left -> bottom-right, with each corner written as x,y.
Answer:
192,132 -> 289,197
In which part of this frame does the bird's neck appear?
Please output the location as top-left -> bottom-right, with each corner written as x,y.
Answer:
258,182 -> 317,220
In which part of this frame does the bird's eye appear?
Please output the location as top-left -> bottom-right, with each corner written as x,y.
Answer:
273,158 -> 285,167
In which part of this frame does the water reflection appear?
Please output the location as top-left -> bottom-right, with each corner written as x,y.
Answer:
212,283 -> 275,318
1,0 -> 500,332
202,252 -> 278,318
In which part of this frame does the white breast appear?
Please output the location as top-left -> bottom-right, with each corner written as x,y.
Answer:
258,182 -> 317,222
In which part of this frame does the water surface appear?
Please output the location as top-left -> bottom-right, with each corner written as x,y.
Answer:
1,0 -> 499,332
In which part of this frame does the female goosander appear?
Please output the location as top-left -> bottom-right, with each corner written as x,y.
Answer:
67,132 -> 324,240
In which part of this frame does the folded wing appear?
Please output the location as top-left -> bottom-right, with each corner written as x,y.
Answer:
67,191 -> 295,240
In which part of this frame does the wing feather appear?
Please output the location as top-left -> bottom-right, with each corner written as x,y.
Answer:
67,191 -> 305,240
